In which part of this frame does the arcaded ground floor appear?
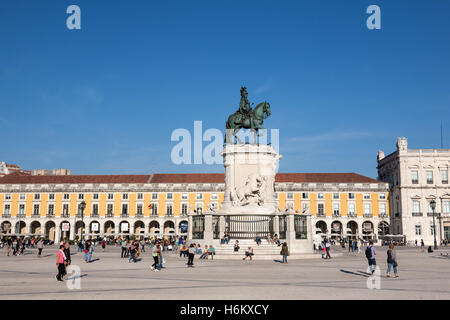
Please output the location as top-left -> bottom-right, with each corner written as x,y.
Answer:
0,245 -> 449,299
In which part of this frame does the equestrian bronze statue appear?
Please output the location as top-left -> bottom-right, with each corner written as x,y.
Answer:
225,86 -> 271,143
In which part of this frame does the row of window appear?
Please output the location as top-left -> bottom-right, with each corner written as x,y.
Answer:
313,202 -> 386,216
415,223 -> 437,236
411,169 -> 448,184
412,200 -> 450,214
2,192 -> 220,201
276,192 -> 386,200
1,202 -> 215,217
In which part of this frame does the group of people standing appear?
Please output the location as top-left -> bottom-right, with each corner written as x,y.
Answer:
365,240 -> 399,277
56,242 -> 72,282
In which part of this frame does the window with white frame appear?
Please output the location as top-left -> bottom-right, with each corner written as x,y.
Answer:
122,204 -> 128,215
93,193 -> 99,200
4,204 -> 10,215
64,193 -> 70,200
196,203 -> 203,214
413,201 -> 421,214
136,204 -> 143,216
363,193 -> 370,200
34,193 -> 40,200
166,204 -> 173,216
92,204 -> 98,216
211,193 -> 218,200
333,203 -> 340,215
78,193 -> 84,200
379,193 -> 386,200
5,194 -> 11,200
348,193 -> 355,199
379,203 -> 387,216
108,193 -> 114,200
122,193 -> 128,200
415,224 -> 422,236
107,204 -> 114,216
348,203 -> 356,216
427,201 -> 434,213
302,203 -> 308,213
364,203 -> 372,215
48,204 -> 54,216
181,193 -> 188,200
152,193 -> 158,200
151,203 -> 158,215
302,193 -> 308,199
317,193 -> 324,199
48,193 -> 55,200
137,193 -> 143,200
33,204 -> 40,215
19,194 -> 25,200
411,170 -> 419,184
333,193 -> 339,199
287,193 -> 293,199
426,170 -> 433,184
196,193 -> 203,200
63,204 -> 69,216
274,193 -> 278,199
317,203 -> 324,215
441,169 -> 448,183
443,200 -> 450,213
18,204 -> 25,216
181,203 -> 188,215
166,193 -> 173,200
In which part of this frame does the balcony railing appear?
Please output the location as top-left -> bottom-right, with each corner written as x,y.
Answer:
17,214 -> 26,218
442,180 -> 448,184
412,212 -> 423,216
379,213 -> 388,218
62,213 -> 70,218
2,214 -> 11,218
47,214 -> 55,218
363,213 -> 373,218
427,212 -> 439,217
412,180 -> 419,184
121,213 -> 129,218
317,212 -> 325,217
106,213 -> 114,218
348,213 -> 357,218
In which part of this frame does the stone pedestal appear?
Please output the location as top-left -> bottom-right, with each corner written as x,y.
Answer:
220,144 -> 281,215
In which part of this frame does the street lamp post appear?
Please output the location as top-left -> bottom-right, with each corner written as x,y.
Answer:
430,200 -> 438,250
79,201 -> 86,245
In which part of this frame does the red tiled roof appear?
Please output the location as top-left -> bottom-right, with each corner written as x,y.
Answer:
0,172 -> 151,184
0,171 -> 382,184
275,173 -> 380,183
150,173 -> 225,184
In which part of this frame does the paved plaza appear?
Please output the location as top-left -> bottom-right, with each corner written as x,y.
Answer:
1,245 -> 450,300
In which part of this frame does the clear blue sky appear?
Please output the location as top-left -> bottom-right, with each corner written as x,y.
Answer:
1,0 -> 449,178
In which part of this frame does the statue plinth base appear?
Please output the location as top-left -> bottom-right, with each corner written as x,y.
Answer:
219,143 -> 281,215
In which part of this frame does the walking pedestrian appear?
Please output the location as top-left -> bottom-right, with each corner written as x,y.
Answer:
83,240 -> 90,263
37,238 -> 44,257
129,242 -> 136,263
187,243 -> 195,267
101,238 -> 106,252
63,241 -> 71,265
121,238 -> 127,258
280,242 -> 289,264
348,239 -> 353,252
56,245 -> 66,282
366,240 -> 377,275
6,237 -> 12,256
421,239 -> 425,252
386,243 -> 399,278
150,243 -> 160,271
324,239 -> 331,259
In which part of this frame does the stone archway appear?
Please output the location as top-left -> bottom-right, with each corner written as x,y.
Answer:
1,221 -> 12,235
60,221 -> 71,241
378,221 -> 389,237
362,221 -> 374,240
346,220 -> 358,239
30,221 -> 41,235
149,221 -> 160,234
15,221 -> 26,235
134,221 -> 145,235
163,220 -> 175,235
119,221 -> 130,234
315,221 -> 327,234
45,221 -> 56,241
331,220 -> 342,240
104,221 -> 115,235
178,220 -> 188,234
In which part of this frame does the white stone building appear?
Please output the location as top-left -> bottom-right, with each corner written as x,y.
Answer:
377,137 -> 450,245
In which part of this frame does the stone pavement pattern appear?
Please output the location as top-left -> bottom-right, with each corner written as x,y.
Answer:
0,245 -> 450,299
